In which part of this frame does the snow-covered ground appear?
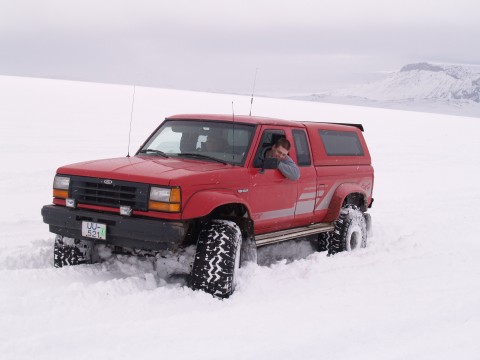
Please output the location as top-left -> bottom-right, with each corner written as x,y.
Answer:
1,75 -> 479,359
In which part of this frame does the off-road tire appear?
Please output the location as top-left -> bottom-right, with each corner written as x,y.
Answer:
328,205 -> 367,255
54,236 -> 92,268
318,232 -> 331,252
190,220 -> 242,298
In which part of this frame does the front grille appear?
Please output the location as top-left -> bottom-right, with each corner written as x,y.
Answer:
70,176 -> 149,211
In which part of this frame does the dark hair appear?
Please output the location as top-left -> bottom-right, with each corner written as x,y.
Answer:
275,137 -> 291,151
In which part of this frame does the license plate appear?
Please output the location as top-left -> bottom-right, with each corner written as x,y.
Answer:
82,221 -> 107,240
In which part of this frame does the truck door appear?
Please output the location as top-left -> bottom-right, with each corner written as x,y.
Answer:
291,129 -> 316,226
246,128 -> 297,233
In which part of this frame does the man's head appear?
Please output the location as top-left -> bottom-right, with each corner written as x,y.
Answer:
270,138 -> 291,160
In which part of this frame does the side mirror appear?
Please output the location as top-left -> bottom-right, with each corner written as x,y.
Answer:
259,157 -> 279,173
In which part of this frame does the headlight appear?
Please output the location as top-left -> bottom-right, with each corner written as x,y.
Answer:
53,175 -> 70,199
150,187 -> 172,202
149,186 -> 181,212
54,175 -> 70,189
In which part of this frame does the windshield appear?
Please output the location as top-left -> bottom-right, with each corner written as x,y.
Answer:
138,120 -> 256,165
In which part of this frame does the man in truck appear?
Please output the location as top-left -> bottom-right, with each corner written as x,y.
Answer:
265,138 -> 300,181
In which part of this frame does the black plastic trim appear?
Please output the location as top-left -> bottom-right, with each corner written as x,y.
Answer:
41,205 -> 188,251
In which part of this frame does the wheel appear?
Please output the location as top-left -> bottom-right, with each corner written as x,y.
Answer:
190,220 -> 242,298
318,232 -> 331,252
54,235 -> 93,268
328,205 -> 367,255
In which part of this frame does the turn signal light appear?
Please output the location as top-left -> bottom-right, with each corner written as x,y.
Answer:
170,188 -> 181,203
53,189 -> 68,199
149,201 -> 181,212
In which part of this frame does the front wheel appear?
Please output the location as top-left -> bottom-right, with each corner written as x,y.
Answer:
54,235 -> 93,268
190,220 -> 242,298
328,205 -> 368,255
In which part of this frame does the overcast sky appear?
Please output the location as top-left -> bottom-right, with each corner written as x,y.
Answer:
1,0 -> 479,94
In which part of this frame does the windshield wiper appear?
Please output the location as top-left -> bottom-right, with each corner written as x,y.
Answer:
138,149 -> 169,158
177,152 -> 229,165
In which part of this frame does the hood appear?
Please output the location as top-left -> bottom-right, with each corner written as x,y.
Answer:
57,155 -> 230,185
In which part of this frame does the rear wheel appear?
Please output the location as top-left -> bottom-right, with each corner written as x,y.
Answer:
190,220 -> 242,298
54,235 -> 93,268
328,205 -> 367,255
318,232 -> 331,252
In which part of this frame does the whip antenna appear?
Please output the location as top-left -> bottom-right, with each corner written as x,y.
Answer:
249,68 -> 258,116
127,85 -> 136,157
232,101 -> 235,161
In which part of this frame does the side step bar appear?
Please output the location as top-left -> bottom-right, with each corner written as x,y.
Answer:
255,222 -> 334,247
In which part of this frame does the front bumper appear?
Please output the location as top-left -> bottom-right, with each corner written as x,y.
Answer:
41,205 -> 189,251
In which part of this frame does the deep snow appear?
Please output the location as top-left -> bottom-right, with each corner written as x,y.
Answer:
1,75 -> 479,359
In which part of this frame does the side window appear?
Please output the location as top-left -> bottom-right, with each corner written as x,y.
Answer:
253,129 -> 286,168
292,130 -> 311,166
319,130 -> 365,156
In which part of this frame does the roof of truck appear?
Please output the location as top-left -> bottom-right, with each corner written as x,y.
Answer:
166,114 -> 364,131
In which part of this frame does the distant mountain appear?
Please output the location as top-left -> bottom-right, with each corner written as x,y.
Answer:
293,63 -> 480,117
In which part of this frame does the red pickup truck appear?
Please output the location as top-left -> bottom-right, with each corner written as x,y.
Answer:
42,114 -> 374,298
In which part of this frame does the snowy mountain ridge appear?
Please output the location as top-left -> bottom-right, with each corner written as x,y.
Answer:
294,62 -> 480,117
330,62 -> 480,102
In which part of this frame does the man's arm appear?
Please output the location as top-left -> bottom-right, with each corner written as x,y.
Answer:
278,155 -> 300,180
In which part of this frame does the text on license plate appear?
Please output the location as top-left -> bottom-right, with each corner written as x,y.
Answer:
82,221 -> 107,240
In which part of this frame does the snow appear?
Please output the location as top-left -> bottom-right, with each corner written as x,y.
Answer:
1,75 -> 480,359
297,63 -> 480,118
331,65 -> 479,102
